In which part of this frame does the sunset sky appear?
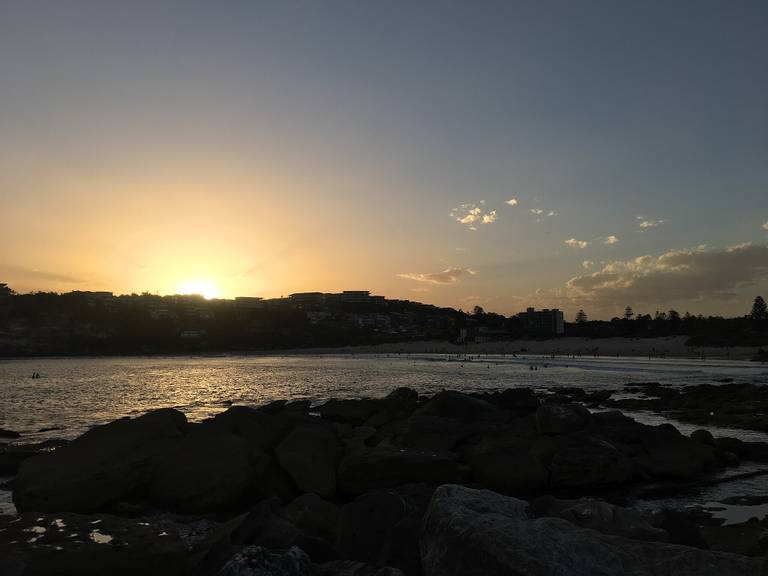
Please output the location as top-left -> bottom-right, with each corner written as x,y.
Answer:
1,1 -> 767,319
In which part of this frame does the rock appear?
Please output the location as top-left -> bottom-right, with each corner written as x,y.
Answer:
381,387 -> 419,416
548,435 -> 634,488
0,440 -> 68,475
468,440 -> 548,496
281,493 -> 340,542
635,424 -> 718,480
13,409 -> 186,513
0,511 -> 217,576
487,388 -> 539,414
276,426 -> 339,498
691,429 -> 716,446
715,437 -> 768,462
531,495 -> 669,542
217,546 -> 314,576
420,484 -> 762,576
202,406 -> 289,451
414,391 -> 500,421
150,430 -> 265,513
319,560 -> 405,575
535,403 -> 590,435
0,428 -> 21,439
338,445 -> 460,494
319,399 -> 382,426
337,485 -> 431,575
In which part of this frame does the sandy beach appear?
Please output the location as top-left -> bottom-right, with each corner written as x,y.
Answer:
278,336 -> 764,361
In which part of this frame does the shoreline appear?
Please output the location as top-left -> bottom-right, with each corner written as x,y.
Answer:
0,336 -> 764,362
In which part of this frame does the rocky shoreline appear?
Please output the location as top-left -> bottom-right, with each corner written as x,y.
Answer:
3,387 -> 768,575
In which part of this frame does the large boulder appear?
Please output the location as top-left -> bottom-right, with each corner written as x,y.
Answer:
531,495 -> 669,542
548,434 -> 634,488
420,484 -> 762,576
13,409 -> 186,513
635,424 -> 718,480
468,440 -> 548,496
216,546 -> 314,576
281,493 -> 340,543
337,484 -> 431,575
150,430 -> 265,513
276,426 -> 339,498
319,399 -> 383,426
414,391 -> 500,422
201,406 -> 290,451
338,445 -> 460,494
535,403 -> 590,435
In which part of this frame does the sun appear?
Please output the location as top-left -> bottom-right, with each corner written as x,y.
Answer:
177,279 -> 221,300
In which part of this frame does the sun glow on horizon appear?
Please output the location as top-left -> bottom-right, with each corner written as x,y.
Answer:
177,279 -> 221,300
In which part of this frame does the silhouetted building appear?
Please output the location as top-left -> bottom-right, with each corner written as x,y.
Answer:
518,307 -> 564,335
289,292 -> 325,306
235,296 -> 264,309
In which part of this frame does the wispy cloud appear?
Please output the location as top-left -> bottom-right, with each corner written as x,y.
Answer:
505,198 -> 518,206
397,267 -> 477,284
530,208 -> 543,215
582,260 -> 595,269
451,203 -> 497,228
604,235 -> 620,244
565,238 -> 589,249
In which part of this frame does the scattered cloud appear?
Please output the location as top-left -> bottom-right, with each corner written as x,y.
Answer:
566,242 -> 768,306
604,235 -> 620,245
397,267 -> 477,285
547,211 -> 557,217
451,203 -> 497,228
638,218 -> 666,229
582,260 -> 595,269
530,209 -> 543,215
565,238 -> 589,249
505,198 -> 518,206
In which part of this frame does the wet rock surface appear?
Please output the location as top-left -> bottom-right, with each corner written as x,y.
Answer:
3,386 -> 768,574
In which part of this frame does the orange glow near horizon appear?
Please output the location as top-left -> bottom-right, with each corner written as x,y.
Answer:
176,279 -> 222,300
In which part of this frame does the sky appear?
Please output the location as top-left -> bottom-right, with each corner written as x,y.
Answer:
1,1 -> 767,319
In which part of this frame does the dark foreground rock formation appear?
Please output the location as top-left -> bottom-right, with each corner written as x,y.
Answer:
3,386 -> 768,575
421,485 -> 762,576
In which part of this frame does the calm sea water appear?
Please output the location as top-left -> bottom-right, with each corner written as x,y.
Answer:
2,353 -> 768,519
1,353 -> 767,443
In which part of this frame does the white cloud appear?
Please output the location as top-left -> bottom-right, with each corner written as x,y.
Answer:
397,267 -> 477,285
604,235 -> 619,245
505,198 -> 518,206
547,211 -> 557,217
565,238 -> 589,249
638,219 -> 666,229
530,209 -> 543,215
763,221 -> 768,231
451,203 -> 497,228
566,242 -> 768,305
582,260 -> 595,269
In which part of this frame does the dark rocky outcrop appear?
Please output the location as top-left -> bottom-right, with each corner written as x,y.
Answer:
216,545 -> 314,576
420,484 -> 762,576
276,427 -> 339,498
13,409 -> 187,512
150,430 -> 266,513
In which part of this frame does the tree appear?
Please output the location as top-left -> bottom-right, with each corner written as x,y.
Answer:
623,306 -> 634,321
575,309 -> 588,324
751,296 -> 767,321
472,305 -> 485,316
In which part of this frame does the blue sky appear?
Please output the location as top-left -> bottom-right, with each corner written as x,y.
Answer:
1,1 -> 766,318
